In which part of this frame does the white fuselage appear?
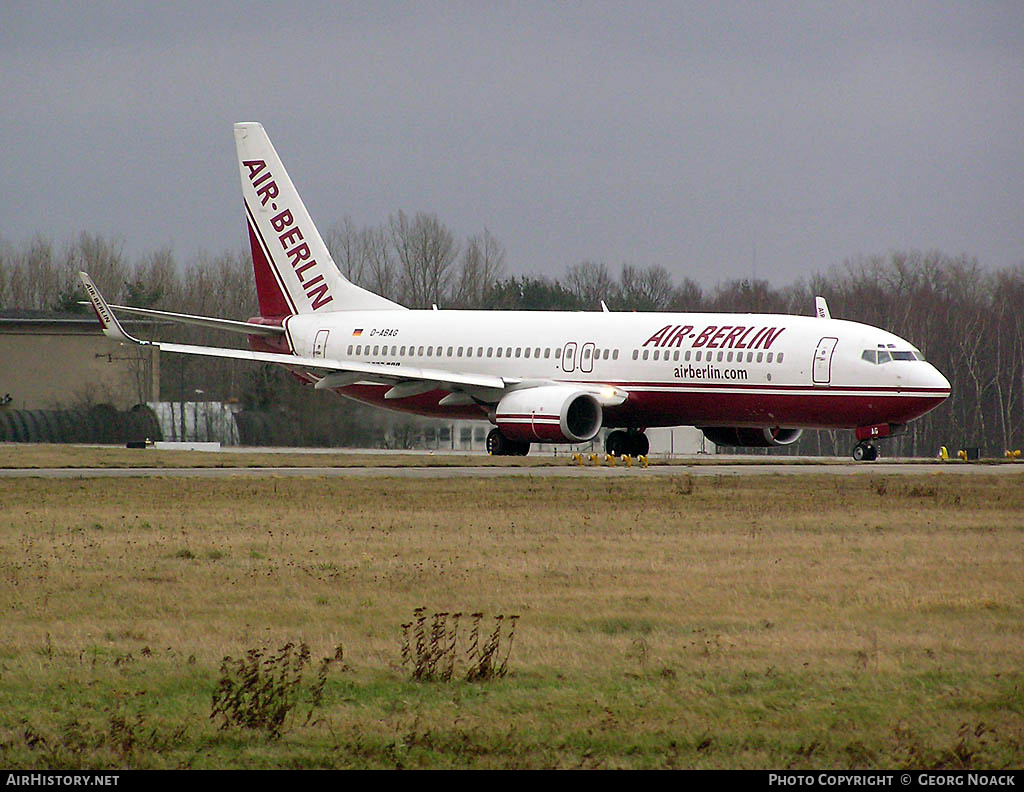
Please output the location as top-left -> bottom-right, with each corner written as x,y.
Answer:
273,309 -> 951,431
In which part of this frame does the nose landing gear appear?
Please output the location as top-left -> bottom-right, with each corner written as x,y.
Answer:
852,423 -> 905,461
852,442 -> 878,462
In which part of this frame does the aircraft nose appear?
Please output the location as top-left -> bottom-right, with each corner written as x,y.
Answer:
924,363 -> 951,395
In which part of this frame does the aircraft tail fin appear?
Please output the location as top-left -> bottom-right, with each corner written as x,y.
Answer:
234,122 -> 405,316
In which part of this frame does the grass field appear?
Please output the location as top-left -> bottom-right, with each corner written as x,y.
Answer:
1,468 -> 1022,769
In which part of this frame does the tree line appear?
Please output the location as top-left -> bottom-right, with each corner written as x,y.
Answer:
1,225 -> 1021,456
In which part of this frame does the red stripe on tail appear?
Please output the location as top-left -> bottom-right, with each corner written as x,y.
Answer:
246,213 -> 292,317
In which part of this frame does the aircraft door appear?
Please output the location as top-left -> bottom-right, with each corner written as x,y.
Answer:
313,329 -> 329,359
812,337 -> 838,384
580,342 -> 595,373
562,342 -> 578,373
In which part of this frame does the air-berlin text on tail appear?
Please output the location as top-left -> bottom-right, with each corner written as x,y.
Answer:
643,324 -> 786,350
243,159 -> 333,310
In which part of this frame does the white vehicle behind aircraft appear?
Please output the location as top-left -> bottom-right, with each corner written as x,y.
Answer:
80,123 -> 951,460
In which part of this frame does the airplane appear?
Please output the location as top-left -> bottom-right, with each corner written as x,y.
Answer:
79,122 -> 951,461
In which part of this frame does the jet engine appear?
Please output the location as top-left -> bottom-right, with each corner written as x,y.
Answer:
495,386 -> 603,443
699,426 -> 803,448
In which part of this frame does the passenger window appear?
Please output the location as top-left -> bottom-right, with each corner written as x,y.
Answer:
477,347 -> 483,356
487,347 -> 493,357
418,346 -> 424,356
717,351 -> 723,362
355,345 -> 362,355
506,347 -> 512,357
747,352 -> 754,362
447,346 -> 453,356
726,351 -> 733,362
613,350 -> 619,360
347,345 -> 353,355
496,347 -> 503,358
642,350 -> 649,360
373,345 -> 379,355
777,353 -> 784,363
554,348 -> 561,358
427,346 -> 433,356
535,347 -> 541,357
515,348 -> 521,358
653,350 -> 659,361
684,351 -> 691,361
766,352 -> 773,363
632,350 -> 638,360
400,346 -> 406,355
457,347 -> 464,357
466,347 -> 473,357
524,348 -> 531,358
544,348 -> 551,359
695,351 -> 702,361
756,352 -> 763,363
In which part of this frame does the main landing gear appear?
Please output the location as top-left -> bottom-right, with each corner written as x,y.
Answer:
605,429 -> 649,457
486,428 -> 530,456
852,442 -> 878,462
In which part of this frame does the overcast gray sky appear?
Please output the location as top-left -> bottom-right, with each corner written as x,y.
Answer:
2,1 -> 1022,287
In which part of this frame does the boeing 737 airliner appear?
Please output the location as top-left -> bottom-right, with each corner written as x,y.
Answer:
80,123 -> 951,460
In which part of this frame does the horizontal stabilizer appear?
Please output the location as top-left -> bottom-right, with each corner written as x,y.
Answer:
77,301 -> 285,336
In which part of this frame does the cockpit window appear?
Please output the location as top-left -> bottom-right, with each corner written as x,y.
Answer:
862,347 -> 924,364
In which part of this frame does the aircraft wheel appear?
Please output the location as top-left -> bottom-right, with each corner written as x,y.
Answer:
628,432 -> 649,457
605,430 -> 628,456
852,442 -> 877,462
511,439 -> 531,456
487,428 -> 509,456
487,429 -> 530,457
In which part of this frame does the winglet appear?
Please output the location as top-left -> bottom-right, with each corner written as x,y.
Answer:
78,272 -> 144,345
814,296 -> 831,319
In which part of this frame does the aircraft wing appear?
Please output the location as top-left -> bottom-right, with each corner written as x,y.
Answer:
79,272 -> 508,396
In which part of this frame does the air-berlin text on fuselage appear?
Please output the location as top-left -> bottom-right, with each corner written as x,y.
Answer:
643,324 -> 785,350
243,159 -> 333,311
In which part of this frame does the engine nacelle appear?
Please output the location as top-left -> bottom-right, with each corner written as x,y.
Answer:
700,426 -> 803,448
495,386 -> 603,444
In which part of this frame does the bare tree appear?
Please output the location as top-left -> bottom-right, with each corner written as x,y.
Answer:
452,229 -> 506,308
324,218 -> 367,286
565,260 -> 617,309
619,263 -> 674,310
390,210 -> 459,308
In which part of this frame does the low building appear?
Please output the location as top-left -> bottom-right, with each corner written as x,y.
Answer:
0,311 -> 159,411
